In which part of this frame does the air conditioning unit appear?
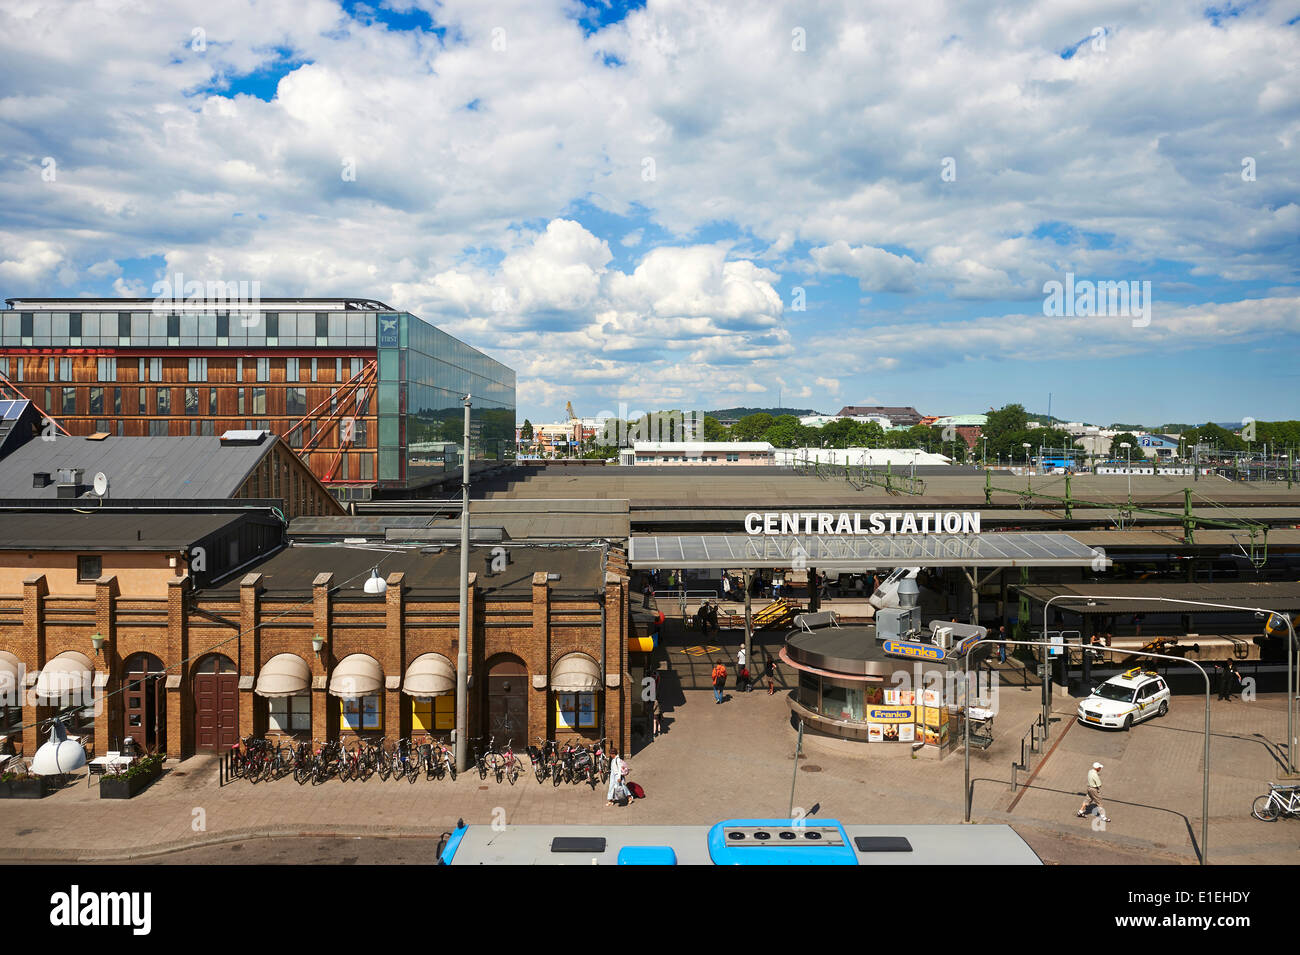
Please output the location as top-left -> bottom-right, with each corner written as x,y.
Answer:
933,626 -> 954,651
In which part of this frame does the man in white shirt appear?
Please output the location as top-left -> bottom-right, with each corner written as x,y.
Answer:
1077,761 -> 1110,821
736,644 -> 748,692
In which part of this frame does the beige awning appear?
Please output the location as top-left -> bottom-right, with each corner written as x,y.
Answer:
255,653 -> 311,698
0,650 -> 21,697
402,653 -> 454,699
328,653 -> 383,698
33,650 -> 94,703
550,653 -> 600,692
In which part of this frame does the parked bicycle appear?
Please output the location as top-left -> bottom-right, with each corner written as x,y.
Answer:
1252,782 -> 1300,821
500,738 -> 523,786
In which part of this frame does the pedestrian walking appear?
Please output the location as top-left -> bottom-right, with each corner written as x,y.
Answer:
765,653 -> 778,695
736,644 -> 747,692
711,662 -> 726,703
605,747 -> 630,806
1076,761 -> 1110,822
1220,660 -> 1242,701
652,697 -> 664,737
642,578 -> 653,610
997,625 -> 1009,664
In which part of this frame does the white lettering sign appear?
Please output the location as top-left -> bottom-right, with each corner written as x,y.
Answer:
743,512 -> 980,535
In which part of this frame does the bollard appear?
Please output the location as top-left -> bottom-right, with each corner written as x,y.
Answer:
1010,761 -> 1017,793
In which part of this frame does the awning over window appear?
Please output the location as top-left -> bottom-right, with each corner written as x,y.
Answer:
255,653 -> 311,698
551,653 -> 600,692
32,650 -> 94,702
403,653 -> 455,699
0,650 -> 21,695
328,654 -> 383,698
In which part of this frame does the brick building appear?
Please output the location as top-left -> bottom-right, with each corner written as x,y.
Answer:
0,540 -> 634,761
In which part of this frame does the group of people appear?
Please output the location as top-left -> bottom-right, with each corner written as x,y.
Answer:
1215,660 -> 1243,700
710,647 -> 779,703
694,601 -> 721,635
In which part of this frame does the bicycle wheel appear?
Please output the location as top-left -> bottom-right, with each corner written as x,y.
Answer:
507,763 -> 519,785
1252,794 -> 1280,821
447,761 -> 457,782
477,759 -> 487,781
377,755 -> 391,781
407,760 -> 420,784
294,760 -> 310,785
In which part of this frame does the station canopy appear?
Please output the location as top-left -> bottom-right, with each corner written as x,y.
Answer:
628,532 -> 1102,570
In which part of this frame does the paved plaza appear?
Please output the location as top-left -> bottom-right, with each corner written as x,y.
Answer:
2,634 -> 1297,864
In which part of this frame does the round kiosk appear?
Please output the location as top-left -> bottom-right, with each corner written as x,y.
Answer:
780,582 -> 985,755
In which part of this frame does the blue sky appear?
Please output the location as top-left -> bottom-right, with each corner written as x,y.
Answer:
1,0 -> 1297,426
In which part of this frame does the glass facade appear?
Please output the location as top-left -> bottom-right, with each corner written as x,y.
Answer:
2,304 -> 516,494
376,311 -> 516,487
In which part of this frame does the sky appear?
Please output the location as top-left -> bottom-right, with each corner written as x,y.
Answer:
0,0 -> 1297,427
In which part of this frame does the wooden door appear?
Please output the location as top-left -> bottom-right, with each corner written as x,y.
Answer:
486,658 -> 527,747
194,655 -> 237,751
123,653 -> 166,752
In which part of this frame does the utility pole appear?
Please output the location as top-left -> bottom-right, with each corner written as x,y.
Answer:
455,394 -> 472,772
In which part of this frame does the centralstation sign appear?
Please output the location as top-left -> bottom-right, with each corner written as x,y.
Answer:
745,511 -> 982,536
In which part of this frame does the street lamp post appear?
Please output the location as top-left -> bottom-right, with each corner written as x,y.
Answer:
1120,441 -> 1132,498
1021,442 -> 1031,468
455,394 -> 472,772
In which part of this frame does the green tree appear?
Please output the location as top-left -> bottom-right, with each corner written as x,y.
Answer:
1109,432 -> 1140,460
732,413 -> 775,441
702,415 -> 729,441
519,419 -> 533,441
983,404 -> 1028,442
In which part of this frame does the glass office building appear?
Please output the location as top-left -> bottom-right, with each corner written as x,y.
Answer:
0,298 -> 516,498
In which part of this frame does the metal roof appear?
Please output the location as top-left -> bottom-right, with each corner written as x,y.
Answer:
1018,581 -> 1300,614
628,532 -> 1101,569
0,512 -> 247,550
0,434 -> 275,500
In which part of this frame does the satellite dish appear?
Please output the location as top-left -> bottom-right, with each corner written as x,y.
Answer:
92,472 -> 109,497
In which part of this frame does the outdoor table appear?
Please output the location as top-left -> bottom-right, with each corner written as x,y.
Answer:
87,754 -> 136,786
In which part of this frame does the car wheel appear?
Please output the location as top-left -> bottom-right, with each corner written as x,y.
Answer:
1122,715 -> 1133,732
1157,700 -> 1168,718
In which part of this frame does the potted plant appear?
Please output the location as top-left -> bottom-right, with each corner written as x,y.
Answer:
99,753 -> 165,799
0,762 -> 55,799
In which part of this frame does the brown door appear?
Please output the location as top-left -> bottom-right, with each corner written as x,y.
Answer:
486,658 -> 527,747
123,653 -> 166,752
194,654 -> 238,751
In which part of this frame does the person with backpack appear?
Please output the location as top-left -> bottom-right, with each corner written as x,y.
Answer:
711,662 -> 726,703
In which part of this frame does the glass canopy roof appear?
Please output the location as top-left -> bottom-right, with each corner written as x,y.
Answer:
628,532 -> 1104,569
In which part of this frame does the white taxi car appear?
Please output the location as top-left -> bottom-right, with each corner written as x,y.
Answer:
1077,668 -> 1171,731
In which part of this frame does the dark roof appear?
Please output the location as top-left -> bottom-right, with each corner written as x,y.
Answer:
836,406 -> 922,419
0,512 -> 248,550
0,433 -> 275,500
1018,581 -> 1300,614
214,543 -> 607,598
0,399 -> 40,461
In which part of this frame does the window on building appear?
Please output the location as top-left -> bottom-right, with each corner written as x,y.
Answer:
340,696 -> 381,731
555,692 -> 598,729
351,357 -> 363,377
156,388 -> 170,415
310,358 -> 318,382
188,357 -> 207,381
138,357 -> 147,382
412,696 -> 455,733
238,387 -> 245,414
138,387 -> 147,414
96,357 -> 116,381
236,358 -> 243,381
77,555 -> 102,582
0,358 -> 8,379
252,387 -> 266,415
287,387 -> 306,416
353,418 -> 367,446
269,693 -> 310,732
61,387 -> 76,415
360,454 -> 374,480
89,387 -> 103,415
59,357 -> 71,381
150,357 -> 162,381
185,387 -> 199,415
256,358 -> 269,381
286,357 -> 298,381
113,388 -> 121,415
265,313 -> 279,340
335,357 -> 343,381
208,388 -> 216,415
201,419 -> 215,436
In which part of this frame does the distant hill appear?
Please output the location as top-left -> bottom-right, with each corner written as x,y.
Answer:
703,407 -> 821,419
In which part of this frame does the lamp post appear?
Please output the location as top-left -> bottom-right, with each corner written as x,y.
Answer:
1021,442 -> 1031,468
455,394 -> 472,772
981,435 -> 987,468
1120,441 -> 1132,497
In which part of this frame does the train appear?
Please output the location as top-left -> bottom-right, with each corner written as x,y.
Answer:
437,818 -> 1043,865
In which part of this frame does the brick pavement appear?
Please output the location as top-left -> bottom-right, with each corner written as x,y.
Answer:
2,656 -> 1296,863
